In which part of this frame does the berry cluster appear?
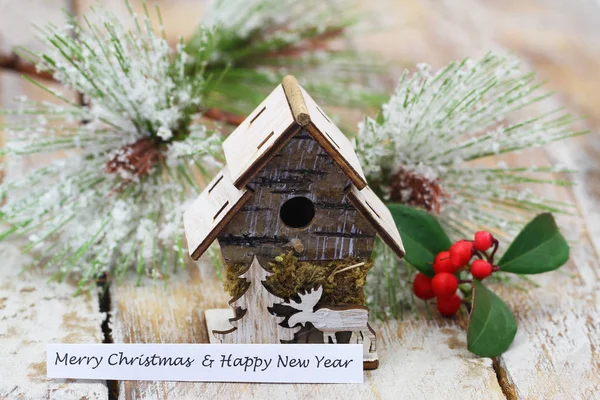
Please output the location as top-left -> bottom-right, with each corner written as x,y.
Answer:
412,231 -> 499,316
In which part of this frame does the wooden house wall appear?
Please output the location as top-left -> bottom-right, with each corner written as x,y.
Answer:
217,129 -> 377,264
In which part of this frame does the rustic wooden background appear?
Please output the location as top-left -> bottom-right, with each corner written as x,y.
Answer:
0,0 -> 599,399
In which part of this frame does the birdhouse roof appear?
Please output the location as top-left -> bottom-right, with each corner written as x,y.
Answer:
184,76 -> 405,261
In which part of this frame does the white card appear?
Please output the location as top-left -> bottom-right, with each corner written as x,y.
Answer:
47,343 -> 363,383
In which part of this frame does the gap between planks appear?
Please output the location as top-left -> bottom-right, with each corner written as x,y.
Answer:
99,276 -> 119,400
108,255 -> 506,400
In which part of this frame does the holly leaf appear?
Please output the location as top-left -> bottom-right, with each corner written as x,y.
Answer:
498,213 -> 569,274
467,280 -> 517,357
387,203 -> 451,276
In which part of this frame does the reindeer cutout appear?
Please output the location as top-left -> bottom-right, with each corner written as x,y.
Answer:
285,286 -> 376,353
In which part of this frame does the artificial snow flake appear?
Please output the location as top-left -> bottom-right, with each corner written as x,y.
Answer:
360,53 -> 585,318
0,3 -> 221,292
356,52 -> 585,237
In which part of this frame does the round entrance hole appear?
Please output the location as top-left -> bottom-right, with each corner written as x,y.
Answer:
279,196 -> 315,228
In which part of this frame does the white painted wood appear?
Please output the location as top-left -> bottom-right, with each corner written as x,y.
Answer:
34,0 -> 598,397
0,242 -> 107,399
285,286 -> 375,350
112,254 -> 505,399
359,0 -> 600,396
205,306 -> 380,367
184,167 -> 253,260
347,184 -> 405,259
213,256 -> 300,344
222,84 -> 297,189
283,286 -> 378,359
0,17 -> 107,394
205,308 -> 234,341
495,232 -> 600,399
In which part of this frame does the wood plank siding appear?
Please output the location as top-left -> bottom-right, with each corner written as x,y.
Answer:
218,129 -> 377,264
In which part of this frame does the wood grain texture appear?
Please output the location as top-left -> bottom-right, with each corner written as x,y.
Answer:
2,0 -> 598,398
300,86 -> 368,190
282,75 -> 310,126
218,129 -> 377,264
112,256 -> 505,400
110,260 -> 227,400
284,286 -> 376,352
212,256 -> 299,344
483,159 -> 600,398
0,30 -> 105,395
347,185 -> 405,259
222,84 -> 298,190
359,0 -> 600,397
184,168 -> 253,260
114,1 -> 580,398
0,242 -> 107,399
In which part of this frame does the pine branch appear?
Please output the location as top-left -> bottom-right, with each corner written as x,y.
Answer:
356,53 -> 586,240
193,0 -> 388,117
0,53 -> 246,126
203,107 -> 245,126
0,52 -> 54,81
0,3 -> 223,293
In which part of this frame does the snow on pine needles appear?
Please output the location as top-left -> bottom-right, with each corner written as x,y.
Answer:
359,54 -> 586,318
0,3 -> 221,292
194,0 -> 385,116
356,53 -> 586,239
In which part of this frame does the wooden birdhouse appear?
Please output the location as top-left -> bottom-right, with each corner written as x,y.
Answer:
184,76 -> 405,370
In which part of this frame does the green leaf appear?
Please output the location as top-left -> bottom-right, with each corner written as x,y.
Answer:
387,203 -> 452,276
467,280 -> 517,357
498,213 -> 569,274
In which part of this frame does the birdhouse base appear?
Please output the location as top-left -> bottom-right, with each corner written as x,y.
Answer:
204,308 -> 379,371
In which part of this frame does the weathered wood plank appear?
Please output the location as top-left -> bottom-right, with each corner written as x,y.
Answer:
112,256 -> 505,399
494,234 -> 600,398
480,148 -> 600,398
361,0 -> 600,397
0,242 -> 107,399
92,0 -> 600,398
0,3 -> 108,390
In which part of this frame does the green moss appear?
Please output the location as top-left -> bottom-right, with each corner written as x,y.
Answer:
223,262 -> 250,300
224,252 -> 373,306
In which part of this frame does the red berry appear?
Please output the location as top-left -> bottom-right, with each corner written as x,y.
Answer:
437,294 -> 462,316
431,272 -> 458,299
449,240 -> 474,268
471,259 -> 493,280
474,231 -> 494,252
433,251 -> 454,274
412,273 -> 435,300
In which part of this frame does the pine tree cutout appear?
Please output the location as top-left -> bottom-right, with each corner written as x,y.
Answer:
213,256 -> 299,343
